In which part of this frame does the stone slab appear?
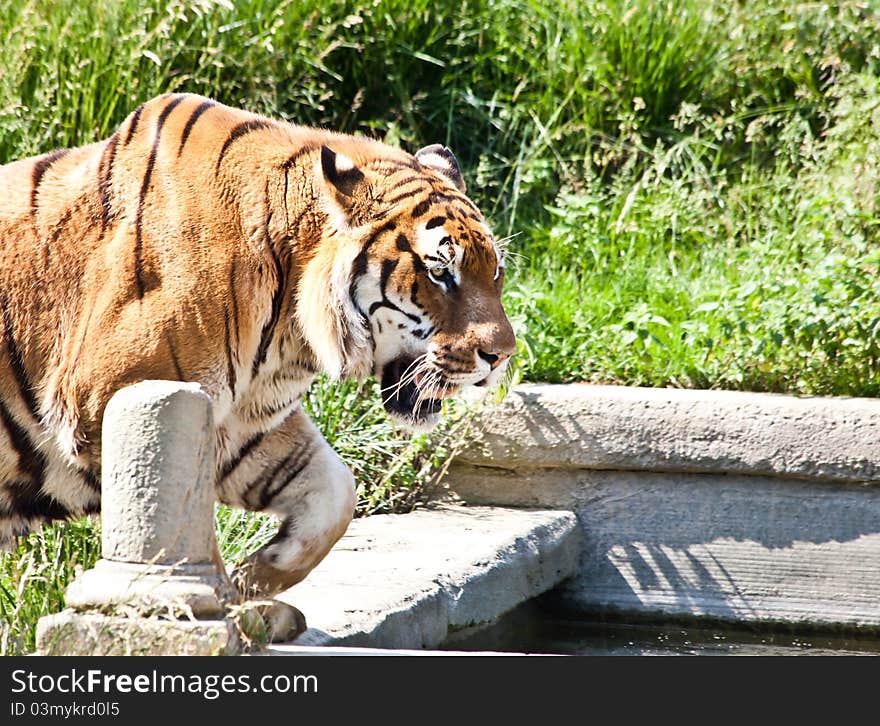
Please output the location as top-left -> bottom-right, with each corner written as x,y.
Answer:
36,610 -> 241,656
447,465 -> 880,629
267,505 -> 580,651
457,384 -> 880,483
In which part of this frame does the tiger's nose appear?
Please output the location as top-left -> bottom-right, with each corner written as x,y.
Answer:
478,349 -> 511,369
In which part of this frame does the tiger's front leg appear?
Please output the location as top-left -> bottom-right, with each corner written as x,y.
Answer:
217,407 -> 356,637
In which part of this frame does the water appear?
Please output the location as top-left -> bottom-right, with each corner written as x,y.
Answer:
442,601 -> 880,656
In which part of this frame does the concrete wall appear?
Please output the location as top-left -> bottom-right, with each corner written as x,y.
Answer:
443,384 -> 880,629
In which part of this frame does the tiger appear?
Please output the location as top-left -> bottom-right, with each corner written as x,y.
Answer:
0,93 -> 515,627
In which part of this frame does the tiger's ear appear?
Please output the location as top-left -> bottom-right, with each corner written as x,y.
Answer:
321,145 -> 366,199
416,144 -> 466,193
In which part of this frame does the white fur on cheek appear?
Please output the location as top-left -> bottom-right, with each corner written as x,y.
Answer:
296,237 -> 372,380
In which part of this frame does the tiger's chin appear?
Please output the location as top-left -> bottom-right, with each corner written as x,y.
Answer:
380,355 -> 458,432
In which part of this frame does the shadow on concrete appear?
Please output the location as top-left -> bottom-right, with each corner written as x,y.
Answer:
560,470 -> 880,622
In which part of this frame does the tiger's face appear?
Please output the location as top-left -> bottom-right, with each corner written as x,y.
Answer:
301,142 -> 516,430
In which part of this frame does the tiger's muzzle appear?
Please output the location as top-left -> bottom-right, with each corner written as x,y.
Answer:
380,355 -> 461,427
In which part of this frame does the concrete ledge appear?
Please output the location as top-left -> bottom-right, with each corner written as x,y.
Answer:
449,466 -> 880,628
457,384 -> 880,483
268,505 -> 580,652
443,384 -> 880,630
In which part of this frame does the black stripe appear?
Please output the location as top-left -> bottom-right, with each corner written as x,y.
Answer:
31,149 -> 69,218
368,298 -> 421,323
123,103 -> 146,146
226,259 -> 240,397
134,95 -> 186,298
224,308 -> 236,398
216,119 -> 275,173
365,157 -> 420,173
384,174 -> 435,195
411,198 -> 432,218
228,259 -> 240,344
177,99 -> 217,157
347,221 -> 397,324
242,448 -> 292,509
395,233 -> 426,272
245,443 -> 312,511
155,96 -> 186,138
80,467 -> 101,493
371,208 -> 395,222
425,216 -> 447,229
283,167 -> 290,228
383,188 -> 423,208
371,224 -> 424,316
379,257 -> 398,296
98,133 -> 119,233
0,401 -> 59,520
282,144 -> 317,169
251,248 -> 285,379
260,453 -> 311,509
264,179 -> 274,232
438,190 -> 481,215
0,294 -> 39,420
220,431 -> 265,482
349,250 -> 369,326
167,333 -> 185,380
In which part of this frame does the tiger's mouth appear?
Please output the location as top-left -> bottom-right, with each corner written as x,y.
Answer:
380,355 -> 458,426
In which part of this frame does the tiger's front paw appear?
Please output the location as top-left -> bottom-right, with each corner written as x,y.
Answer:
257,599 -> 308,643
235,599 -> 308,644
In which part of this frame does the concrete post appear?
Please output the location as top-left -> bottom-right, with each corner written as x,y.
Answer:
36,381 -> 241,656
101,380 -> 217,565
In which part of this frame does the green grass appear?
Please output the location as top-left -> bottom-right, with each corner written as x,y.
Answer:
3,0 -> 880,653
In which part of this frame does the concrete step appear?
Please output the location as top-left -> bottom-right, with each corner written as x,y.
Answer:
266,505 -> 580,654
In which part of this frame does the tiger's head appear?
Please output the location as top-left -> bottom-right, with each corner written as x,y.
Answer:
296,140 -> 516,430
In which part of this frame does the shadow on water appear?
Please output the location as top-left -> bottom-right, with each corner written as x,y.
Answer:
441,598 -> 880,656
